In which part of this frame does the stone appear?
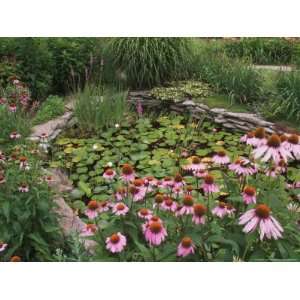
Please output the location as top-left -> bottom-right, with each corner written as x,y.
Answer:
182,100 -> 196,106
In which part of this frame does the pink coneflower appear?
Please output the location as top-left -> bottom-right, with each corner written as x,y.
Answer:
251,128 -> 267,147
212,202 -> 228,218
194,168 -> 208,178
265,166 -> 278,177
253,134 -> 292,163
192,203 -> 207,225
115,187 -> 127,201
184,156 -> 206,172
240,131 -> 254,143
112,202 -> 129,216
161,176 -> 174,188
44,175 -> 55,184
153,193 -> 164,209
173,173 -> 185,189
8,103 -> 17,112
179,195 -> 194,215
129,185 -> 146,202
0,97 -> 6,105
18,183 -> 29,193
0,242 -> 8,252
228,158 -> 257,176
81,223 -> 97,237
144,176 -> 158,187
103,168 -> 116,181
138,208 -> 153,220
276,159 -> 288,174
283,134 -> 300,159
161,197 -> 177,212
202,175 -> 219,194
185,185 -> 193,194
136,99 -> 143,117
144,220 -> 167,246
242,186 -> 257,205
239,204 -> 283,240
0,152 -> 5,164
177,237 -> 196,257
120,163 -> 135,182
0,174 -> 5,185
98,200 -> 111,213
106,232 -> 127,253
39,133 -> 48,142
10,131 -> 21,140
19,156 -> 29,170
85,200 -> 99,219
226,203 -> 236,216
212,150 -> 230,165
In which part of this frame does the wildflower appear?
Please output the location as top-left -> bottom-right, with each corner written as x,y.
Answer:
240,131 -> 254,143
81,224 -> 97,237
179,195 -> 194,215
154,193 -> 164,209
10,256 -> 21,262
112,202 -> 129,216
98,200 -> 111,213
239,204 -> 283,240
0,152 -> 5,164
212,150 -> 230,165
137,208 -> 153,220
144,220 -> 167,246
106,233 -> 127,253
0,242 -> 8,252
265,166 -> 277,178
251,128 -> 267,147
253,134 -> 292,163
103,168 -> 116,181
10,131 -> 21,140
242,186 -> 257,205
177,237 -> 195,257
161,196 -> 177,212
212,201 -> 228,218
19,156 -> 30,170
85,200 -> 99,219
161,176 -> 174,188
120,163 -> 135,182
115,187 -> 127,201
129,185 -> 146,202
18,183 -> 29,193
287,203 -> 300,213
0,97 -> 6,105
39,133 -> 48,143
44,175 -> 55,184
202,175 -> 219,194
173,173 -> 185,189
194,168 -> 208,178
184,156 -> 206,171
192,203 -> 207,225
225,203 -> 236,216
136,100 -> 143,117
283,134 -> 300,159
229,158 -> 257,176
8,103 -> 17,112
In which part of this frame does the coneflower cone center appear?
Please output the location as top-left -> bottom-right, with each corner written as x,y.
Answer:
174,174 -> 183,182
88,200 -> 98,210
244,186 -> 256,196
267,135 -> 281,148
134,179 -> 144,187
165,198 -> 173,206
254,128 -> 265,139
181,237 -> 193,248
110,234 -> 120,244
183,195 -> 194,206
219,201 -> 226,208
86,224 -> 97,232
255,204 -> 270,219
193,204 -> 207,216
139,208 -> 149,216
192,156 -> 201,164
217,150 -> 226,157
155,194 -> 164,204
105,169 -> 114,175
288,134 -> 299,145
149,221 -> 162,234
204,175 -> 214,184
122,164 -> 133,175
116,203 -> 125,210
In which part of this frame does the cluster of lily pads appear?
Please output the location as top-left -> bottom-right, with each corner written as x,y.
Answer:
52,116 -> 300,261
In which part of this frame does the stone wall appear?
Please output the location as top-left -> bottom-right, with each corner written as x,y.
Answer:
129,90 -> 281,134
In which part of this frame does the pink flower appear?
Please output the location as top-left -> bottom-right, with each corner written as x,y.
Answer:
240,131 -> 254,143
0,152 -> 5,164
103,168 -> 116,181
283,134 -> 300,159
137,208 -> 153,220
192,204 -> 207,225
184,156 -> 206,172
106,232 -> 127,253
253,134 -> 292,163
179,195 -> 194,215
120,164 -> 135,182
18,183 -> 29,193
112,202 -> 129,216
115,187 -> 127,201
10,131 -> 21,140
81,224 -> 97,237
212,150 -> 230,165
228,158 -> 257,176
212,202 -> 229,218
265,166 -> 278,178
161,197 -> 177,212
8,103 -> 17,112
193,169 -> 208,178
173,173 -> 185,189
0,174 -> 5,184
144,220 -> 167,246
0,97 -> 6,105
44,175 -> 55,184
98,201 -> 111,213
0,242 -> 8,252
242,186 -> 256,205
177,237 -> 195,257
19,156 -> 30,170
161,176 -> 174,188
85,200 -> 99,219
130,186 -> 146,202
239,204 -> 283,240
249,128 -> 267,147
202,175 -> 219,194
39,133 -> 48,142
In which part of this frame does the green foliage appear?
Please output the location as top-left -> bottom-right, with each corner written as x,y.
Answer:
107,38 -> 192,89
189,42 -> 263,104
224,38 -> 294,65
74,85 -> 127,134
150,81 -> 211,102
33,95 -> 65,125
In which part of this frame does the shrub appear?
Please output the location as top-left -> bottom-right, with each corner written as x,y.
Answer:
33,95 -> 65,125
107,38 -> 192,89
189,42 -> 262,104
224,38 -> 294,65
74,85 -> 128,134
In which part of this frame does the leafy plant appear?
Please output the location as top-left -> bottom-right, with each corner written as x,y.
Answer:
74,85 -> 128,134
107,38 -> 192,89
33,95 -> 65,125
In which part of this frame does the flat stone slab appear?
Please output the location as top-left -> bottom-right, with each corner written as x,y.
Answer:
252,65 -> 293,72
